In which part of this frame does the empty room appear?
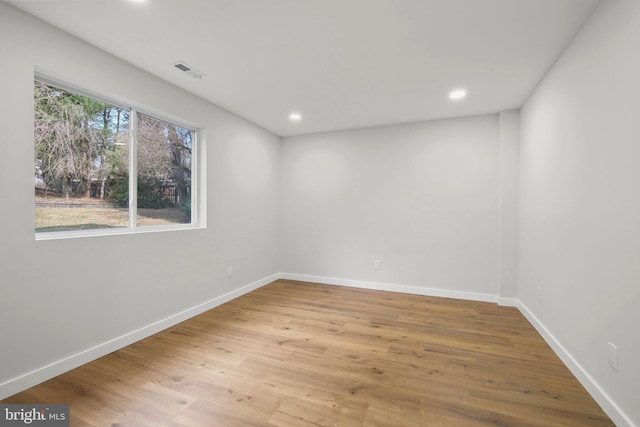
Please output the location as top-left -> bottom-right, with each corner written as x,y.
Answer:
0,0 -> 638,426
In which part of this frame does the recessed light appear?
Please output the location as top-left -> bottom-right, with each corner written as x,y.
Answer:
449,89 -> 467,101
289,112 -> 302,122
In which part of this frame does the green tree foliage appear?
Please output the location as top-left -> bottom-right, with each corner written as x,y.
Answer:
34,81 -> 191,213
34,81 -> 129,201
137,113 -> 192,210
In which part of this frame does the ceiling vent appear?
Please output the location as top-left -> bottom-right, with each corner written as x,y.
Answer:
173,61 -> 205,79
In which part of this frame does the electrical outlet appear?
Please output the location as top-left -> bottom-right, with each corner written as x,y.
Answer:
608,342 -> 618,371
226,265 -> 233,278
374,259 -> 382,270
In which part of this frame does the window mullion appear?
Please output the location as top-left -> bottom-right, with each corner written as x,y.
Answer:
191,131 -> 197,225
129,110 -> 138,230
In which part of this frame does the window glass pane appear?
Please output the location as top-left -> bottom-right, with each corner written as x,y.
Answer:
34,81 -> 130,233
136,112 -> 193,226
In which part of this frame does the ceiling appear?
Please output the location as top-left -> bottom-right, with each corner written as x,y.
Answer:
9,0 -> 601,137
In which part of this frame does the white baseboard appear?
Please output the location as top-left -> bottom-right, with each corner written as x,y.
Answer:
497,297 -> 518,307
279,272 -> 498,304
0,273 -> 279,401
281,273 -> 634,427
517,301 -> 636,427
3,272 -> 633,427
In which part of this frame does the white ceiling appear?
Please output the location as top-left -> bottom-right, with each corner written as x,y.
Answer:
9,0 -> 601,137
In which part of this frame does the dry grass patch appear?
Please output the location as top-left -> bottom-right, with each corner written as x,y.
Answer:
35,205 -> 189,232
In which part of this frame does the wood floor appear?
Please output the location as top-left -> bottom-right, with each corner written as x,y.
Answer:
2,280 -> 613,426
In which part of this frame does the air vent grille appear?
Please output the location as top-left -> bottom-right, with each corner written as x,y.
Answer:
174,63 -> 191,72
173,61 -> 205,79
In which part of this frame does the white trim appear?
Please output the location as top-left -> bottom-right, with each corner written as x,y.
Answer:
497,297 -> 518,307
35,223 -> 202,241
190,129 -> 198,226
281,273 -> 634,426
279,273 -> 498,303
2,272 -> 634,427
517,301 -> 636,427
35,72 -> 130,112
0,273 -> 278,400
129,109 -> 138,230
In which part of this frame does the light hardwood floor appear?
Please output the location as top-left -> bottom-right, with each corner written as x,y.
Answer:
2,279 -> 614,426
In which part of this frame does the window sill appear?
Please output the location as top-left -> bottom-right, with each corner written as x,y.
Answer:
35,223 -> 204,241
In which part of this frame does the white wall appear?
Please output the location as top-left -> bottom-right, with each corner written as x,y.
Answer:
280,115 -> 502,299
0,2 -> 280,397
519,0 -> 640,425
498,110 -> 520,301
2,0 -> 636,423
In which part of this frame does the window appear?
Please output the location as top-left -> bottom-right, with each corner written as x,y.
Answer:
34,78 -> 198,238
136,112 -> 193,227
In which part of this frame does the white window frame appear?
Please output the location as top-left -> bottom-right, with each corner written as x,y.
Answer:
34,75 -> 202,240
